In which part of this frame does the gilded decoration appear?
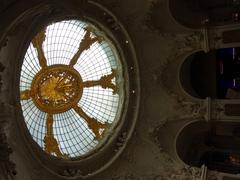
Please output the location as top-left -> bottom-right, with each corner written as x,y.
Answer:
20,25 -> 119,158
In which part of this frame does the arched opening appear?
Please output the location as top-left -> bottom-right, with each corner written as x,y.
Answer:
180,48 -> 240,99
176,121 -> 210,166
169,0 -> 240,28
202,122 -> 240,174
177,121 -> 240,174
169,0 -> 205,28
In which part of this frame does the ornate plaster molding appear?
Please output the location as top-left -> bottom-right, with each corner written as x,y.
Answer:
111,167 -> 202,180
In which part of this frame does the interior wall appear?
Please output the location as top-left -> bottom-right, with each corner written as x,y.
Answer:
2,0 -> 240,180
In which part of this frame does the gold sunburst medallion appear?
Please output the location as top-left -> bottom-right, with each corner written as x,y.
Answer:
31,65 -> 83,114
20,25 -> 119,158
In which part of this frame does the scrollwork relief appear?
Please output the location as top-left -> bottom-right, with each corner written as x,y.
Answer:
175,32 -> 203,53
103,12 -> 121,31
115,132 -> 127,152
61,168 -> 83,177
111,167 -> 202,180
208,29 -> 222,50
0,36 -> 8,52
167,167 -> 202,180
211,100 -> 224,120
175,99 -> 207,119
145,0 -> 165,31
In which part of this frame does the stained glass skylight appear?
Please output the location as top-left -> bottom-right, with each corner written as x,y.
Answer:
19,19 -> 124,158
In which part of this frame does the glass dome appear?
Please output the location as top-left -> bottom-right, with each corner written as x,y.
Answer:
19,19 -> 124,158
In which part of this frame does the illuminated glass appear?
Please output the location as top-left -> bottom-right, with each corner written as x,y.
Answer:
19,20 -> 124,158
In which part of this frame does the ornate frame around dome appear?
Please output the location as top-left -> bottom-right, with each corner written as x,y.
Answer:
4,0 -> 140,178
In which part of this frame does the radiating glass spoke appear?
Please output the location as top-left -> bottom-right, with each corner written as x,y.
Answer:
32,28 -> 48,68
69,26 -> 103,67
44,113 -> 66,158
73,105 -> 110,140
83,69 -> 118,94
20,89 -> 32,100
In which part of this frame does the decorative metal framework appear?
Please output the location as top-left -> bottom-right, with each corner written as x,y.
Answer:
19,20 -> 123,158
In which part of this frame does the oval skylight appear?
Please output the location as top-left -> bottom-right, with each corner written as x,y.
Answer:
19,19 -> 124,158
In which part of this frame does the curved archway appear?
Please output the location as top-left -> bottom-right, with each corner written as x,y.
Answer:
169,0 -> 240,28
169,0 -> 206,28
176,121 -> 240,174
180,48 -> 240,99
176,121 -> 210,166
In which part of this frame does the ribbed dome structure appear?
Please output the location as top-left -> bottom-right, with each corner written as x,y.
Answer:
19,20 -> 124,158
